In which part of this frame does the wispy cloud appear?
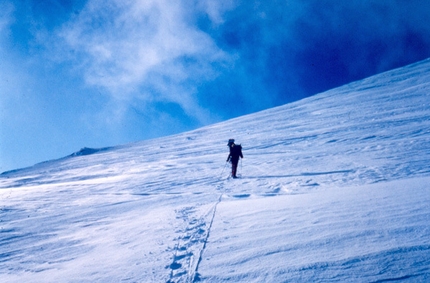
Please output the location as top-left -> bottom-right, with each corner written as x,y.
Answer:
57,0 -> 232,123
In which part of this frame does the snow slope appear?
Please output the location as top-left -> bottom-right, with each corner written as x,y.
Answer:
1,59 -> 430,282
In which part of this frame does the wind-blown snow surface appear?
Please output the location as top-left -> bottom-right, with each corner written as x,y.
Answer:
1,59 -> 430,282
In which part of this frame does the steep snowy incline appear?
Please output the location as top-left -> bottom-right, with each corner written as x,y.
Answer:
0,58 -> 430,282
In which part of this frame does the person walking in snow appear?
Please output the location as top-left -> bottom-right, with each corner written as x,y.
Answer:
226,139 -> 243,178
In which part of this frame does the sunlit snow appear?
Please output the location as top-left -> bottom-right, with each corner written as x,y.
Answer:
1,59 -> 430,282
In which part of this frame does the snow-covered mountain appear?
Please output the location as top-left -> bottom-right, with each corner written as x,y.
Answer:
1,59 -> 430,282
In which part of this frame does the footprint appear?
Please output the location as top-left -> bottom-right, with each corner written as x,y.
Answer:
233,194 -> 251,198
169,262 -> 182,270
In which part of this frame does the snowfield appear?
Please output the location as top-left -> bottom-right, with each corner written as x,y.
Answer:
1,59 -> 430,282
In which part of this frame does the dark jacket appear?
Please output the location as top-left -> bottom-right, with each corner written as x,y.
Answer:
227,144 -> 243,164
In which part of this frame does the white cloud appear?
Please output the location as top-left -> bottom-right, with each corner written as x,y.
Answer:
58,0 -> 232,123
196,0 -> 236,25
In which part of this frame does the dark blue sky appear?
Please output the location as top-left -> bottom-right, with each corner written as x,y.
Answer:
1,0 -> 430,171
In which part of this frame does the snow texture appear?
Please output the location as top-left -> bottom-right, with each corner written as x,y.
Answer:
1,59 -> 430,282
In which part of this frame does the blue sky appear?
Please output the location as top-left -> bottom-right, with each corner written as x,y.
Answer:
1,0 -> 430,172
